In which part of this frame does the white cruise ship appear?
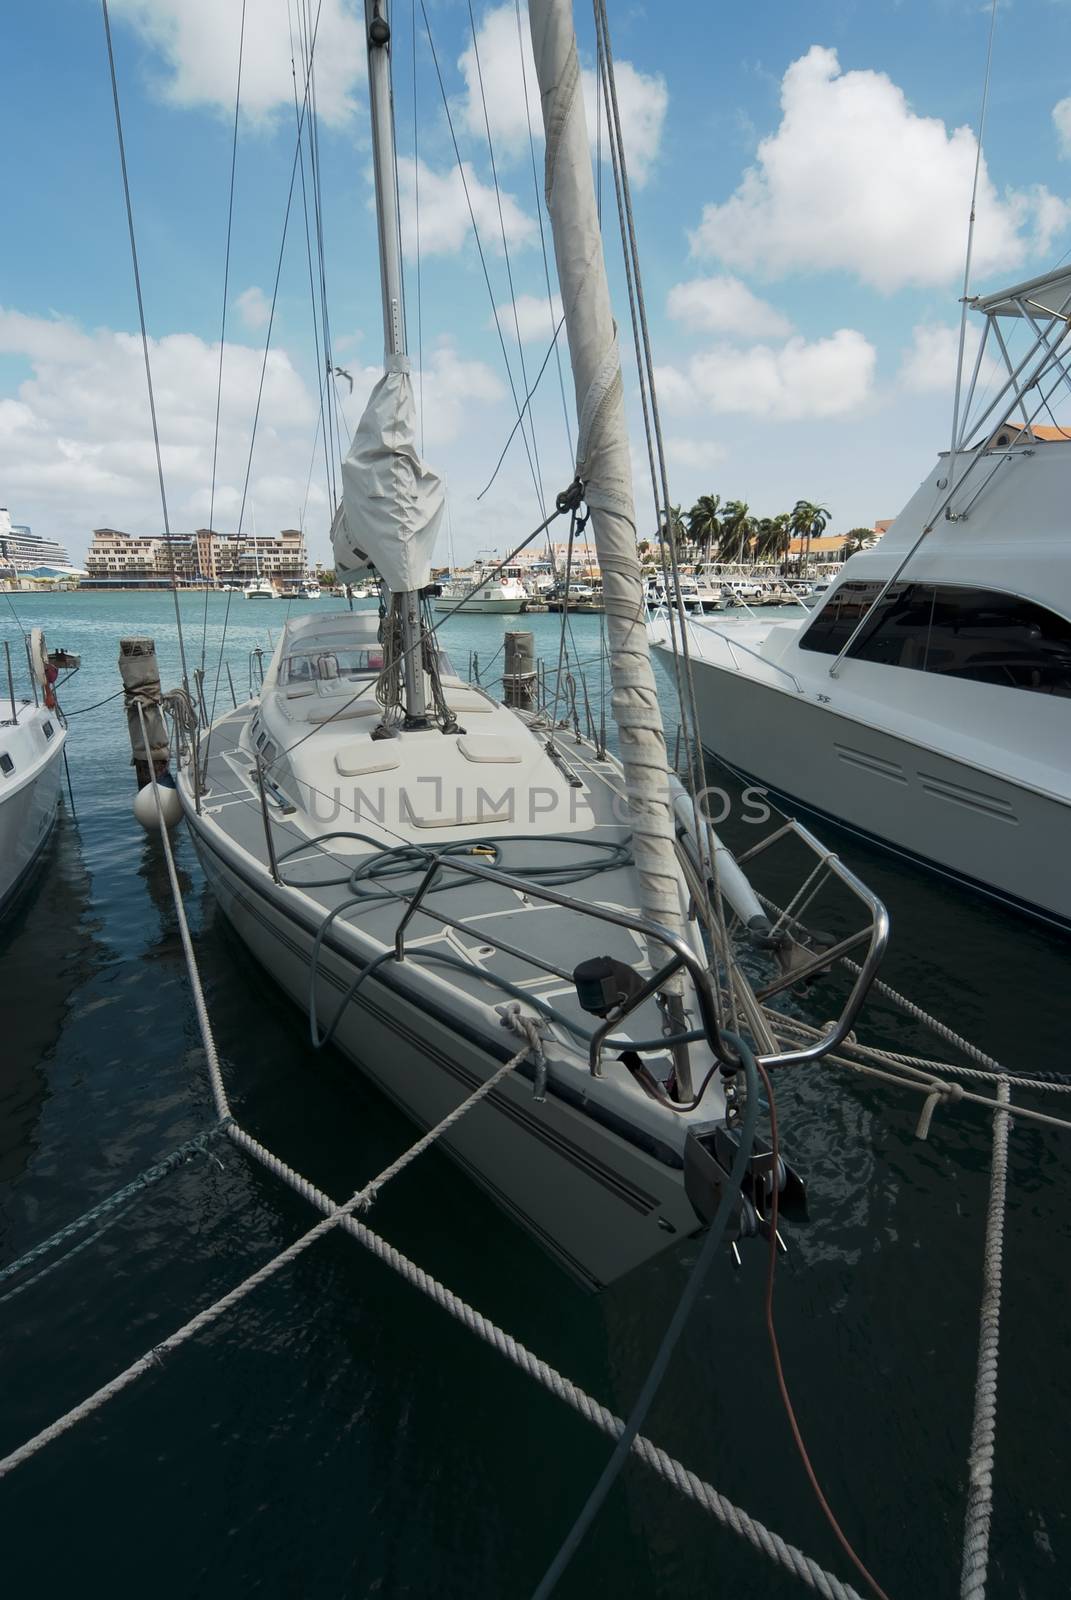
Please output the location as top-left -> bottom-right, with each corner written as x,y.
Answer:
0,509 -> 80,580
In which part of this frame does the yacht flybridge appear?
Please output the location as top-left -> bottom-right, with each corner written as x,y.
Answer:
651,265 -> 1071,928
177,0 -> 886,1285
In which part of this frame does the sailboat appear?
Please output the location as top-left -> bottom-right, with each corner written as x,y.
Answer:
178,0 -> 885,1286
0,628 -> 77,917
243,506 -> 275,599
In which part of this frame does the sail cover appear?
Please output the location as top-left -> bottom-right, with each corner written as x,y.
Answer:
332,355 -> 444,593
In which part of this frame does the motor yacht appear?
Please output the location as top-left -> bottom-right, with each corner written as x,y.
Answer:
651,266 -> 1071,927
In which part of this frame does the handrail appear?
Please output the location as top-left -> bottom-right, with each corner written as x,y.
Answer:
732,818 -> 890,1069
393,853 -> 731,1073
684,617 -> 806,695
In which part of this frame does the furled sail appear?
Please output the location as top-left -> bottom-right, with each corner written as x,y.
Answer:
331,354 -> 444,594
528,0 -> 687,965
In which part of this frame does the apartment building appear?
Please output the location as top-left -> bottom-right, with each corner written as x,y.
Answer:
84,526 -> 308,588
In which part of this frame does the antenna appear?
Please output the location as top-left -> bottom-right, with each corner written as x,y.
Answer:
948,0 -> 999,496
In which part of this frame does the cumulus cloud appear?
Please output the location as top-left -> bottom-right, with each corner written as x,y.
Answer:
107,0 -> 365,126
0,309 -> 506,558
665,437 -> 727,469
457,3 -> 667,185
656,329 -> 876,420
1055,98 -> 1071,159
691,46 -> 1070,292
490,291 -> 563,344
897,321 -> 1001,395
667,275 -> 792,338
395,156 -> 535,256
235,285 -> 271,331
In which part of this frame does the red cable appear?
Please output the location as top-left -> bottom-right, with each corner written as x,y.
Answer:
756,1062 -> 895,1600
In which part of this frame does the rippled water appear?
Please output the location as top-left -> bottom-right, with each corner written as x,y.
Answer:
1,590 -> 1068,1598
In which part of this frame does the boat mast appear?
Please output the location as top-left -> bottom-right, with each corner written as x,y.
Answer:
365,0 -> 427,726
527,0 -> 689,1000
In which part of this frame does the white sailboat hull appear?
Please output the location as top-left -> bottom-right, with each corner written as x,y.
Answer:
0,703 -> 65,917
186,819 -> 705,1288
660,642 -> 1071,927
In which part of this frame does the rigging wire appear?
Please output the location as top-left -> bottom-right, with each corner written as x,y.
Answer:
201,0 -> 247,675
948,0 -> 999,480
288,0 -> 336,518
476,316 -> 567,500
467,0 -> 547,518
204,0 -> 329,748
100,0 -> 190,697
418,0 -> 550,517
411,0 -> 425,453
514,0 -> 574,464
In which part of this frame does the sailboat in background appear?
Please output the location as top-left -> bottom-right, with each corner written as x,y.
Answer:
243,503 -> 275,599
178,0 -> 885,1286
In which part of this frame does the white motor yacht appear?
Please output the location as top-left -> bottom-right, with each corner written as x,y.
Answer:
651,266 -> 1071,928
433,571 -> 528,614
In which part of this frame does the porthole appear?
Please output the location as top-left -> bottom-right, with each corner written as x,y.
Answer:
43,720 -> 54,739
0,753 -> 13,776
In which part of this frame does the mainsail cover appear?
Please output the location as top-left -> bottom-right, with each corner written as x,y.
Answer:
332,354 -> 444,593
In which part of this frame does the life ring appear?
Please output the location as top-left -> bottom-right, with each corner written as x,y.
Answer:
29,628 -> 58,709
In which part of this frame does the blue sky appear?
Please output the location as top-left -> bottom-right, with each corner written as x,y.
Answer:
3,0 -> 1070,566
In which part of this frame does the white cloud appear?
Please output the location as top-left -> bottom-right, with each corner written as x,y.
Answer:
1055,98 -> 1071,159
667,275 -> 792,338
657,329 -> 876,420
0,309 -> 510,560
665,437 -> 727,469
691,46 -> 1069,292
107,0 -> 365,126
235,285 -> 271,331
897,321 -> 1001,395
490,291 -> 563,344
0,307 -> 319,551
457,3 -> 666,185
394,156 -> 535,257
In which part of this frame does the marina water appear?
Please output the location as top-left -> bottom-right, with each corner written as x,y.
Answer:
2,589 -> 1068,1597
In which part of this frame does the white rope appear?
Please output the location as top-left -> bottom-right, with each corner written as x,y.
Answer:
960,1077 -> 1011,1600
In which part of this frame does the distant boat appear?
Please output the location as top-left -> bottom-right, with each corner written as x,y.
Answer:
433,572 -> 527,614
243,578 -> 275,600
301,582 -> 321,599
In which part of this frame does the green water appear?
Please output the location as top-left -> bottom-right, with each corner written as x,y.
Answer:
1,589 -> 1068,1598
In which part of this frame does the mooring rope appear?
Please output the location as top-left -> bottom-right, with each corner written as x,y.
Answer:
960,1078 -> 1011,1600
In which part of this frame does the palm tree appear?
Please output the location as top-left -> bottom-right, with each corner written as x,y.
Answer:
789,499 -> 830,574
719,499 -> 753,563
752,517 -> 777,563
840,527 -> 874,558
687,494 -> 721,562
657,504 -> 687,555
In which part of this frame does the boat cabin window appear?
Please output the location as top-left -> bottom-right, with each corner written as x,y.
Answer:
800,580 -> 1071,698
0,753 -> 13,776
283,646 -> 385,684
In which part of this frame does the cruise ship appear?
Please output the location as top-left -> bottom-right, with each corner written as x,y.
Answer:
0,509 -> 80,580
